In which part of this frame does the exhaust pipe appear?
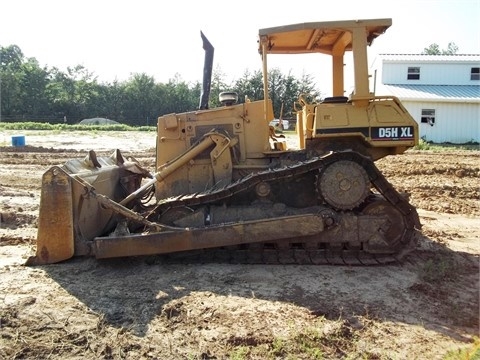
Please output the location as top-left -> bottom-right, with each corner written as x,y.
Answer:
198,31 -> 214,110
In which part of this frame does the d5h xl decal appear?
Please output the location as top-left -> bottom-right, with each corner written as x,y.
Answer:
371,126 -> 415,140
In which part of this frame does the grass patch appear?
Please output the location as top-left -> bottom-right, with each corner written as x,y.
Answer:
225,319 -> 372,360
443,337 -> 480,360
266,328 -> 325,359
0,122 -> 155,132
414,139 -> 432,150
414,138 -> 479,151
228,346 -> 250,360
419,253 -> 459,283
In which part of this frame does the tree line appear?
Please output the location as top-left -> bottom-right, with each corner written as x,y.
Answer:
1,45 -> 321,126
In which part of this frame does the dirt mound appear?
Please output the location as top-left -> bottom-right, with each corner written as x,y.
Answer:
78,117 -> 120,125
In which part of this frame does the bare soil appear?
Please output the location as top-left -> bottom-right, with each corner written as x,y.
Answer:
0,130 -> 479,359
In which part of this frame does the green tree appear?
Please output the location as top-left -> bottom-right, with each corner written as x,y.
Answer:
232,69 -> 264,103
123,73 -> 156,125
159,74 -> 200,115
209,65 -> 230,108
46,65 -> 98,122
19,58 -> 51,117
0,44 -> 24,69
46,67 -> 75,120
1,45 -> 24,116
422,42 -> 459,55
268,68 -> 285,118
298,72 -> 322,101
444,42 -> 459,54
90,79 -> 126,122
69,65 -> 98,119
232,68 -> 320,119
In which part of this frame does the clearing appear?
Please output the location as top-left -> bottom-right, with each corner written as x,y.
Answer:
0,130 -> 479,359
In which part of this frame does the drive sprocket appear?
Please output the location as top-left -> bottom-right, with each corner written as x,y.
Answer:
317,160 -> 370,210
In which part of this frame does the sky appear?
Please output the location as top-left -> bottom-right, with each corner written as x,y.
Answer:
1,0 -> 479,95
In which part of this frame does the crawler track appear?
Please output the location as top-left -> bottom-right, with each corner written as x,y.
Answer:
148,151 -> 421,265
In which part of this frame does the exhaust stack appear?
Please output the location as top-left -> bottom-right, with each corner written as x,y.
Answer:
198,31 -> 214,110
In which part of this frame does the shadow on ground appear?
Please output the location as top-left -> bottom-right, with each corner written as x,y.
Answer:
41,234 -> 478,342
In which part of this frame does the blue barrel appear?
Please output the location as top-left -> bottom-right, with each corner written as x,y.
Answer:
11,135 -> 26,147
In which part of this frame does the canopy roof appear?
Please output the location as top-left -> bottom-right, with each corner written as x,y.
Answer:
258,18 -> 391,55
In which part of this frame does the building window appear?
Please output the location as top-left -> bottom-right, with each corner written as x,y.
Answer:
407,67 -> 420,80
471,67 -> 480,80
421,109 -> 435,126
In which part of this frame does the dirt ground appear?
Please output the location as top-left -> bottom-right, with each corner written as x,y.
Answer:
0,130 -> 479,359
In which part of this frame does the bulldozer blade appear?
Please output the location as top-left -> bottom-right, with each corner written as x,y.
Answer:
26,166 -> 75,265
26,150 -> 153,265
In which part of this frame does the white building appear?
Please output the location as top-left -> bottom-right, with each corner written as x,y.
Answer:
372,54 -> 480,144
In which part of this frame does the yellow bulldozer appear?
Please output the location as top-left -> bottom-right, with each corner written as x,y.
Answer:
27,18 -> 420,266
